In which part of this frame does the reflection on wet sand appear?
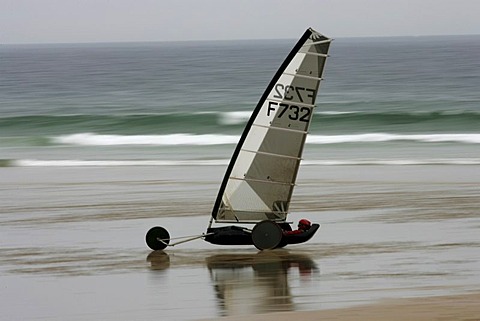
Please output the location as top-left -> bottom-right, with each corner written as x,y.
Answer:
207,251 -> 318,316
147,250 -> 318,317
146,250 -> 171,270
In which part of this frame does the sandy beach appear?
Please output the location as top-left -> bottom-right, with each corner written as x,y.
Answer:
1,164 -> 479,320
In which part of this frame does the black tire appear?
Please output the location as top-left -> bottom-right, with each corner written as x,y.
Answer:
146,226 -> 170,250
251,220 -> 283,250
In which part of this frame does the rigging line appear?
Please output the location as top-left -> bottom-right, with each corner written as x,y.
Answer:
229,176 -> 295,186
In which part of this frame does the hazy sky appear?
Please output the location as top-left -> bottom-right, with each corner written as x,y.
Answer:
2,0 -> 480,44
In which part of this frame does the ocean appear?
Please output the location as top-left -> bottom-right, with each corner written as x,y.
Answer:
2,35 -> 479,167
1,35 -> 480,320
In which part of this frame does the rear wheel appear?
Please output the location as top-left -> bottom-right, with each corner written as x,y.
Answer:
251,220 -> 283,250
146,226 -> 170,250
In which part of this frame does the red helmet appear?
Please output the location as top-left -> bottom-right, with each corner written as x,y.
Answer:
298,219 -> 311,228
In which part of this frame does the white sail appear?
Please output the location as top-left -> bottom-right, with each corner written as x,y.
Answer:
212,28 -> 332,223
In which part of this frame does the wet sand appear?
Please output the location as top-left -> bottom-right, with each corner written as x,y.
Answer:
1,164 -> 479,320
204,292 -> 480,321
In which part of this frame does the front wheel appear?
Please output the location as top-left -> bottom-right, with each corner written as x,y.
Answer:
146,226 -> 170,250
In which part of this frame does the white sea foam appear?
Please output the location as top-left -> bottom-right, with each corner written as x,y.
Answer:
51,132 -> 480,146
218,111 -> 251,125
15,159 -> 229,167
302,159 -> 480,166
52,133 -> 239,146
14,158 -> 480,167
316,111 -> 359,115
308,133 -> 480,144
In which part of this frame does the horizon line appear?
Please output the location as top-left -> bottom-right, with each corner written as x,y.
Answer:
2,33 -> 480,46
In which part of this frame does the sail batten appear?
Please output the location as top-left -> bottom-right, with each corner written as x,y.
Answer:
252,123 -> 309,134
212,28 -> 331,223
305,52 -> 330,58
241,149 -> 303,160
283,73 -> 324,81
303,39 -> 333,46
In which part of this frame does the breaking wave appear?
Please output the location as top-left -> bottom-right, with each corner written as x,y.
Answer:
52,133 -> 239,146
50,132 -> 480,146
